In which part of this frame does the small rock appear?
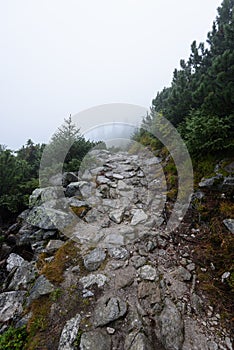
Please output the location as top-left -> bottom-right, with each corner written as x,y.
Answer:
71,266 -> 80,273
106,327 -> 115,335
207,340 -> 218,350
108,247 -> 129,260
210,263 -> 215,270
131,256 -> 146,269
170,266 -> 192,282
186,263 -> 196,272
221,271 -> 230,283
138,265 -> 157,281
131,209 -> 148,226
45,239 -> 64,253
225,336 -> 233,350
80,274 -> 108,288
223,219 -> 234,234
83,248 -> 106,271
109,209 -> 124,224
82,290 -> 94,298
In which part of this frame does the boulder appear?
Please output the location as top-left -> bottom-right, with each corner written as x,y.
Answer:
0,291 -> 26,322
26,203 -> 75,230
124,332 -> 154,350
222,176 -> 234,192
8,261 -> 37,290
182,318 -> 210,350
6,253 -> 25,272
28,275 -> 55,304
199,174 -> 223,188
58,313 -> 81,350
29,187 -> 64,208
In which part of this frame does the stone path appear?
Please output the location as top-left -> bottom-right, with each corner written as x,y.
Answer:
0,149 -> 233,350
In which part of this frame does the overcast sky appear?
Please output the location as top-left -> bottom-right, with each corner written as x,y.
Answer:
0,0 -> 221,149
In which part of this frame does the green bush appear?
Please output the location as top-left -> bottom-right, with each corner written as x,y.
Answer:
0,326 -> 28,350
180,111 -> 233,156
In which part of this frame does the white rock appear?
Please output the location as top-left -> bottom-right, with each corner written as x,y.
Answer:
131,209 -> 148,226
138,265 -> 157,281
80,274 -> 108,288
221,271 -> 230,283
6,253 -> 25,272
58,314 -> 81,350
0,291 -> 26,322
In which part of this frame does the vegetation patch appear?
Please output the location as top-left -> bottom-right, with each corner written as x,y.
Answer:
38,240 -> 80,284
0,325 -> 28,350
25,295 -> 52,350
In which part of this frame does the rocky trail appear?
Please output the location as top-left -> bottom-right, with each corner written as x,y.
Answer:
0,149 -> 233,349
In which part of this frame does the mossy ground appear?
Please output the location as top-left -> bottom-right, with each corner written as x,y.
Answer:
25,240 -> 100,349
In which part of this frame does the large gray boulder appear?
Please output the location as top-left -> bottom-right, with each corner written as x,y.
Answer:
26,203 -> 75,230
29,187 -> 64,208
8,261 -> 37,291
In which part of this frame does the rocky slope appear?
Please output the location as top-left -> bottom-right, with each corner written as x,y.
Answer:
0,149 -> 233,349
